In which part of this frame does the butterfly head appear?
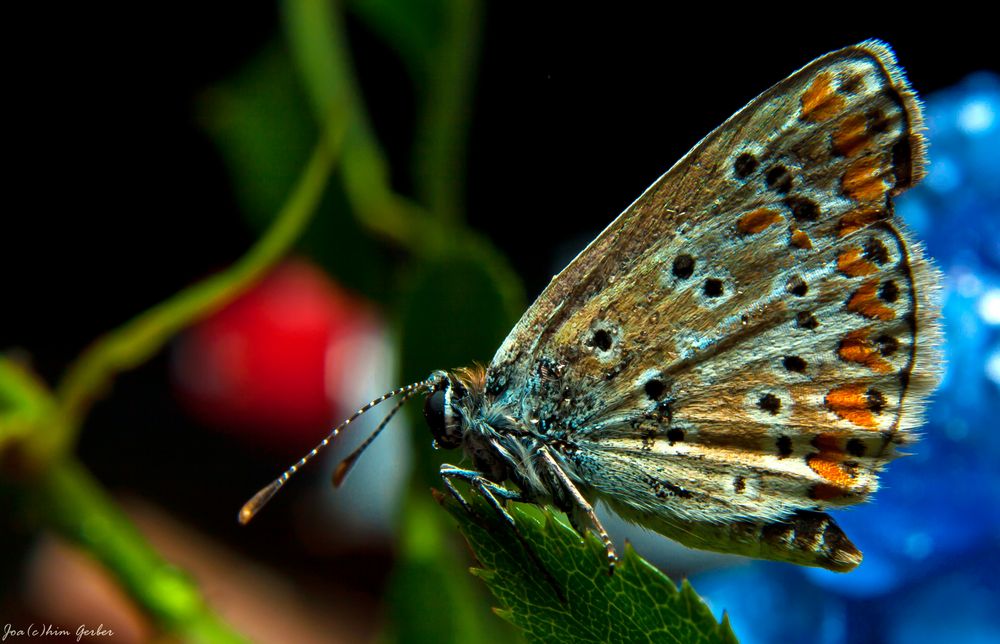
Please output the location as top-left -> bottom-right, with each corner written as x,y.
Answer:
424,369 -> 483,450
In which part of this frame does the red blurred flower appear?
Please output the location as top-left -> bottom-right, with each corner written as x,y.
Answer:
171,259 -> 379,451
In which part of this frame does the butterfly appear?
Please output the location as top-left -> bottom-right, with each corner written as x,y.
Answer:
241,39 -> 941,575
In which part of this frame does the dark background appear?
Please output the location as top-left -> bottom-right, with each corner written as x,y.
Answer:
7,7 -> 995,376
4,3 -> 997,633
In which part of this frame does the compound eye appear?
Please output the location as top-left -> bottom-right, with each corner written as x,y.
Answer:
423,389 -> 451,445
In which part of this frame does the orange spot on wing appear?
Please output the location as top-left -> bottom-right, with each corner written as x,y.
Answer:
790,229 -> 813,249
833,113 -> 870,157
807,432 -> 860,498
825,384 -> 877,429
737,208 -> 782,234
842,158 -> 889,202
837,248 -> 878,277
838,328 -> 893,373
801,72 -> 845,122
807,455 -> 857,488
837,207 -> 889,237
847,280 -> 896,320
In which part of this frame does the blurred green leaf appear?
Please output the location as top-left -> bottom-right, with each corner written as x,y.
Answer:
396,251 -> 522,488
349,0 -> 483,222
441,495 -> 740,644
198,43 -> 315,229
386,489 -> 516,644
198,42 -> 389,300
347,0 -> 447,69
397,253 -> 519,375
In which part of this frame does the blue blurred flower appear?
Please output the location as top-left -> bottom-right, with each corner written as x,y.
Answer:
696,72 -> 1000,644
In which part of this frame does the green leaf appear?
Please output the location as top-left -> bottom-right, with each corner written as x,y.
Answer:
440,494 -> 739,644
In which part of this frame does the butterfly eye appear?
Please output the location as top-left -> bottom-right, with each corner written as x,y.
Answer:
424,389 -> 446,432
424,388 -> 462,449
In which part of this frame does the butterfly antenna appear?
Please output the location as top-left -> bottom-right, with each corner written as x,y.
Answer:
238,378 -> 431,525
332,386 -> 419,488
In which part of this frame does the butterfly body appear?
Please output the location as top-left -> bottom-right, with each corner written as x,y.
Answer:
426,39 -> 941,573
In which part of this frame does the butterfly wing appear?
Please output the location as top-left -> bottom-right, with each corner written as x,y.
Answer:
485,40 -> 941,569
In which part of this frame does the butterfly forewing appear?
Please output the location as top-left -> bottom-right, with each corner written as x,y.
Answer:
484,40 -> 941,568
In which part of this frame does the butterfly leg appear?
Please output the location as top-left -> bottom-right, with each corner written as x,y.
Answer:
439,464 -> 532,541
439,464 -> 523,514
539,447 -> 618,575
439,464 -> 565,602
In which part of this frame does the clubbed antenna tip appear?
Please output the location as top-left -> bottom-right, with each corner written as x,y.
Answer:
238,479 -> 282,525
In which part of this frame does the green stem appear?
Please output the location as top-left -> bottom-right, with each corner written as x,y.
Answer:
0,357 -> 56,452
52,113 -> 348,459
35,458 -> 246,643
